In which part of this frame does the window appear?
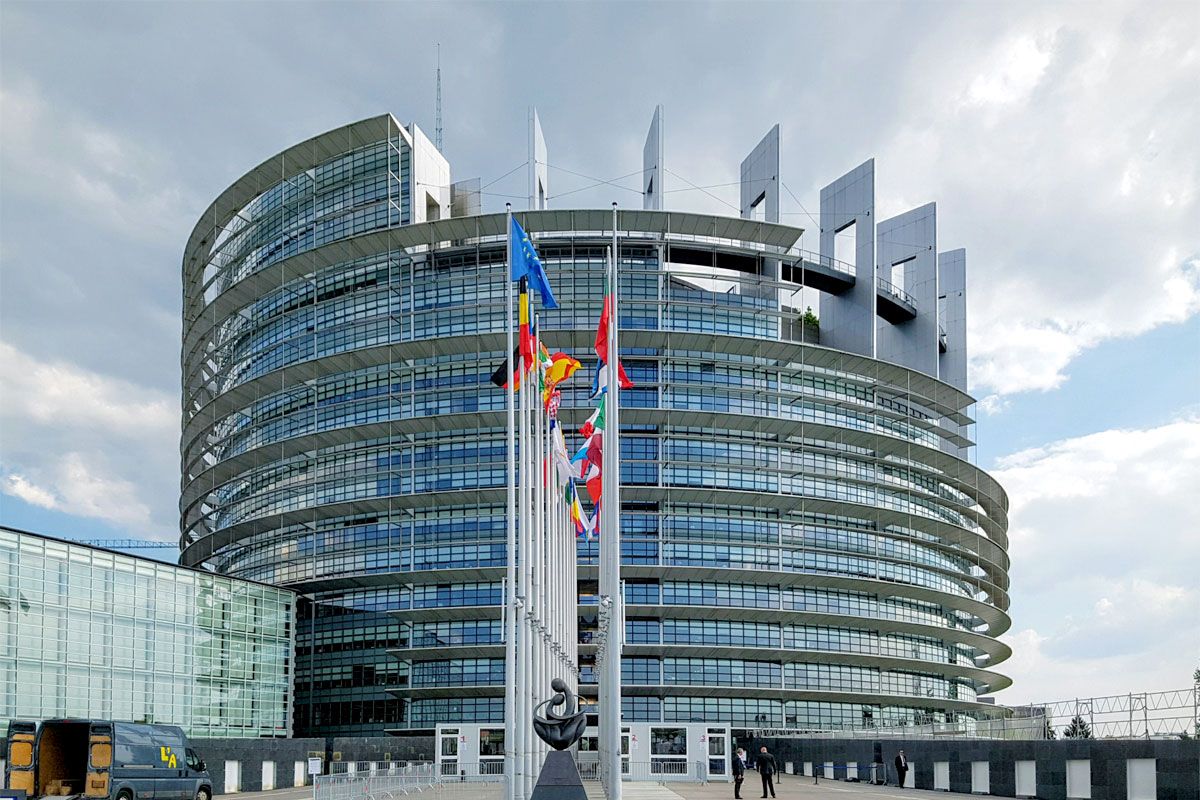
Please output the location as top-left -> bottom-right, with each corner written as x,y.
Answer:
650,728 -> 687,756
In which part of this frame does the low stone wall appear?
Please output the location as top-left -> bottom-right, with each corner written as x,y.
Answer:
744,736 -> 1199,800
192,737 -> 325,794
189,735 -> 436,794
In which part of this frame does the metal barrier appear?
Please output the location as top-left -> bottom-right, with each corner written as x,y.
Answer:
435,760 -> 507,783
422,759 -> 711,786
315,764 -> 437,800
330,762 -> 430,775
618,760 -> 709,783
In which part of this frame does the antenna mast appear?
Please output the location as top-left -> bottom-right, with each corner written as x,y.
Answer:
435,43 -> 443,152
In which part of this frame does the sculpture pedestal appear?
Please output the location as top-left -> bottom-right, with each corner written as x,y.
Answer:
530,750 -> 588,800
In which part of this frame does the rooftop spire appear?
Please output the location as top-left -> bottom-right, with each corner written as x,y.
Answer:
435,43 -> 443,152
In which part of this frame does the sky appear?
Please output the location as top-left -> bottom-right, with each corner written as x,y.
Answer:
0,1 -> 1197,706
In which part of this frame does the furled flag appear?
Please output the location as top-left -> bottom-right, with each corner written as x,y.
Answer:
546,389 -> 562,420
594,281 -> 633,388
550,421 -> 576,485
510,217 -> 557,308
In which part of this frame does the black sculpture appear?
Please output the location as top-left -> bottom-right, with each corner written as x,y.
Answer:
530,677 -> 588,800
533,678 -> 588,750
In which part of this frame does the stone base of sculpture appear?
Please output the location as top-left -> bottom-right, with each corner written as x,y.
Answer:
530,750 -> 588,800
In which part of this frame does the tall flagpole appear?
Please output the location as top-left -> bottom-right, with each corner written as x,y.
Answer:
533,314 -> 545,772
520,293 -> 534,797
504,205 -> 518,800
601,203 -> 623,800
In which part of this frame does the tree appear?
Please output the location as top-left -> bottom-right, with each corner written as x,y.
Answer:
803,306 -> 819,331
1192,665 -> 1199,684
1043,718 -> 1056,740
1063,715 -> 1092,739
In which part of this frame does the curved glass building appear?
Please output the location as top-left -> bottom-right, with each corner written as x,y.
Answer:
181,113 -> 1011,739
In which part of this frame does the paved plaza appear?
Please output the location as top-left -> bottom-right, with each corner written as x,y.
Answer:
222,776 -> 980,800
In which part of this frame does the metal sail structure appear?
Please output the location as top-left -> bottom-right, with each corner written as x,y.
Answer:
598,205 -> 624,800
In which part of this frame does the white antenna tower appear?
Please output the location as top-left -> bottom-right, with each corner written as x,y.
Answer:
435,43 -> 443,152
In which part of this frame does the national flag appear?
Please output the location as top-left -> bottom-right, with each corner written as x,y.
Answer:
490,345 -> 525,390
536,339 -> 554,401
568,484 -> 587,537
543,352 -> 581,407
582,432 -> 603,504
519,278 -> 534,370
546,389 -> 562,419
594,287 -> 633,389
584,462 -> 603,507
590,362 -> 607,400
582,504 -> 597,540
585,432 -> 603,473
510,216 -> 558,308
579,395 -> 606,439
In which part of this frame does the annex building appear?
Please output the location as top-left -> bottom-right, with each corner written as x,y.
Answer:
0,526 -> 293,738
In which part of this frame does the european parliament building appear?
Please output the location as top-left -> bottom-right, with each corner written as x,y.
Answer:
180,111 -> 1011,745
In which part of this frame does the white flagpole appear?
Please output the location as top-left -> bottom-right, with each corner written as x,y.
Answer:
533,315 -> 545,771
504,205 -> 518,800
601,203 -> 623,800
518,279 -> 531,799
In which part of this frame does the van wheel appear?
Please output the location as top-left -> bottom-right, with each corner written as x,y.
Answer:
195,789 -> 210,800
118,791 -> 134,800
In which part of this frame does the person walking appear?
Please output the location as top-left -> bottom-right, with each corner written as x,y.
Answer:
894,750 -> 908,787
757,746 -> 777,798
733,748 -> 748,799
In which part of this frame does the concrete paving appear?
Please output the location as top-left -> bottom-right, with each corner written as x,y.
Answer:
667,777 -> 981,800
220,776 -> 983,800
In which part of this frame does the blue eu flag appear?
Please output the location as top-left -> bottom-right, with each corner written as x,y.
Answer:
510,216 -> 558,309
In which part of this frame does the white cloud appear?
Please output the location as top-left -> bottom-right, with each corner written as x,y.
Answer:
0,341 -> 175,435
963,33 -> 1055,108
0,340 -> 176,534
868,6 -> 1200,398
0,80 -> 195,247
3,454 -> 154,530
4,474 -> 58,509
990,417 -> 1200,701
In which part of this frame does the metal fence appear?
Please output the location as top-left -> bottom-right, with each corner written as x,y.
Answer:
749,686 -> 1200,741
329,762 -> 432,776
315,765 -> 437,800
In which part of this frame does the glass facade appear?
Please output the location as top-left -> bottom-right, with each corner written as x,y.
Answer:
182,116 -> 1011,736
0,527 -> 293,738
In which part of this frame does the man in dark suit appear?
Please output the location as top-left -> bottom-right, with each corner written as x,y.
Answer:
733,748 -> 748,799
757,746 -> 777,798
894,750 -> 908,787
